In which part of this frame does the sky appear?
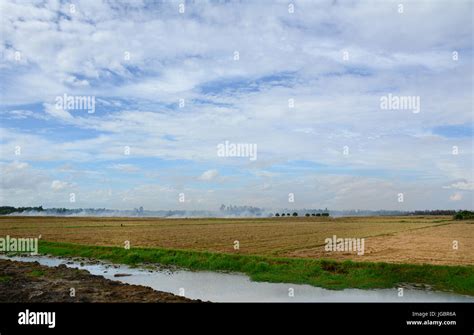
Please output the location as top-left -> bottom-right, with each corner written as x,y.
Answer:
0,0 -> 473,211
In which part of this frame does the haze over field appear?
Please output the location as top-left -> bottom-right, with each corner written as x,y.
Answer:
0,0 -> 473,211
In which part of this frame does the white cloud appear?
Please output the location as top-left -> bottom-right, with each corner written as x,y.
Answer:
449,193 -> 463,201
51,180 -> 70,191
43,103 -> 73,121
3,110 -> 47,120
199,169 -> 219,181
0,161 -> 49,192
108,164 -> 140,173
444,181 -> 474,191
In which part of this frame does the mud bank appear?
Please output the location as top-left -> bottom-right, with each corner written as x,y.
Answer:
0,259 -> 197,303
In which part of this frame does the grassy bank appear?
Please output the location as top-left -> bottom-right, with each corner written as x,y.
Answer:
35,241 -> 474,296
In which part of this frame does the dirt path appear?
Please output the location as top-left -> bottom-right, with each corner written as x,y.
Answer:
0,259 -> 197,303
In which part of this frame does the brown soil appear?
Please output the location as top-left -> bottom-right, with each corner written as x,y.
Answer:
0,259 -> 197,303
285,222 -> 474,266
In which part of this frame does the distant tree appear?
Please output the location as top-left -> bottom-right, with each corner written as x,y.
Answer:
305,213 -> 310,217
322,213 -> 330,217
316,213 -> 321,217
292,212 -> 298,217
454,210 -> 474,220
311,213 -> 316,216
275,213 -> 280,217
281,213 -> 286,217
287,213 -> 291,216
0,206 -> 44,215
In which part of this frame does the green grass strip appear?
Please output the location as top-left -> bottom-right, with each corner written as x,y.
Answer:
35,241 -> 474,296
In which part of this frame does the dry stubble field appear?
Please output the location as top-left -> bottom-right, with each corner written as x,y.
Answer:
0,216 -> 473,266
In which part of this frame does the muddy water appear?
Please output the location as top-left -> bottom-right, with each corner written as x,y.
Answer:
2,255 -> 473,303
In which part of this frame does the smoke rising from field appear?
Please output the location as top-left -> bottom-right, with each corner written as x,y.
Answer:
7,208 -> 274,218
4,207 -> 458,218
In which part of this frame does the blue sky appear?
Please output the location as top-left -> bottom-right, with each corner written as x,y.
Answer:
0,0 -> 473,210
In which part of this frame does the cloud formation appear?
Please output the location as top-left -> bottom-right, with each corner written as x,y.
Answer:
0,0 -> 472,210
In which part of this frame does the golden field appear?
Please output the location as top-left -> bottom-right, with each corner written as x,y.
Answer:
0,215 -> 473,266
